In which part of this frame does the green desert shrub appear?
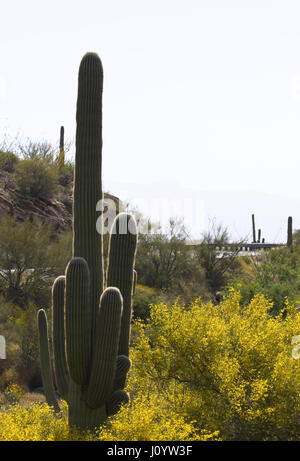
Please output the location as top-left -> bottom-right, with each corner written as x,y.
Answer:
18,140 -> 55,164
193,223 -> 244,294
135,218 -> 209,302
58,161 -> 74,187
15,158 -> 58,201
293,229 -> 300,247
224,278 -> 297,316
133,284 -> 162,321
225,246 -> 300,315
14,303 -> 42,389
4,383 -> 25,405
0,150 -> 19,172
0,214 -> 54,307
0,300 -> 42,391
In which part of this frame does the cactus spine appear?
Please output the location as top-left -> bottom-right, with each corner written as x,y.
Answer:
38,53 -> 138,430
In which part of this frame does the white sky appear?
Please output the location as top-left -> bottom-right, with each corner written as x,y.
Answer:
1,1 -> 300,241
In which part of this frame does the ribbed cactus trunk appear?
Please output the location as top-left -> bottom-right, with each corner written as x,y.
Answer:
73,54 -> 104,346
38,52 -> 138,431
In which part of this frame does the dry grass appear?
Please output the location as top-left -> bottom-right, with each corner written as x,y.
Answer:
0,391 -> 46,409
19,392 -> 46,407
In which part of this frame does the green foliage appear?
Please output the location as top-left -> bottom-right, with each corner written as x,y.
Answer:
18,140 -> 55,164
15,158 -> 58,201
135,218 -> 208,301
0,214 -> 51,306
135,219 -> 187,290
133,284 -> 162,321
0,214 -> 70,308
4,383 -> 25,405
226,246 -> 300,315
293,229 -> 300,246
0,300 -> 42,391
0,135 -> 74,199
194,222 -> 243,294
58,161 -> 74,187
0,301 -> 21,390
47,230 -> 73,278
226,278 -> 296,316
14,303 -> 42,387
0,150 -> 19,172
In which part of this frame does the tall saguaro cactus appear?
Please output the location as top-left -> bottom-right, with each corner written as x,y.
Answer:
251,214 -> 256,243
287,216 -> 293,249
38,52 -> 138,430
257,229 -> 261,244
57,126 -> 65,170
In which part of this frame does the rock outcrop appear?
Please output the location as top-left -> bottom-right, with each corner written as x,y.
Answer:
0,186 -> 72,232
0,183 -> 120,234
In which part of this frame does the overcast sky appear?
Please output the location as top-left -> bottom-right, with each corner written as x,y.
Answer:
1,1 -> 300,241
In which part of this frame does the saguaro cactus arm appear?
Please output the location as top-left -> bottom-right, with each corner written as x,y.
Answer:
86,287 -> 123,408
52,276 -> 69,398
107,213 -> 138,358
37,309 -> 60,413
106,389 -> 130,416
65,257 -> 92,385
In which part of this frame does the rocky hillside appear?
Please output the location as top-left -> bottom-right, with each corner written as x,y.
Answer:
0,185 -> 72,232
0,170 -> 119,234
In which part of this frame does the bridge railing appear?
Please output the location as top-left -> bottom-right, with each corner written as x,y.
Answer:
188,242 -> 286,252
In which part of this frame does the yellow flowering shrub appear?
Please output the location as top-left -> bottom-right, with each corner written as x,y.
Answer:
0,288 -> 298,441
4,383 -> 25,404
97,394 -> 217,441
0,403 -> 75,441
131,288 -> 300,440
0,397 -> 210,441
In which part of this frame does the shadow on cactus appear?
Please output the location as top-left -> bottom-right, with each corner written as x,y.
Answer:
38,52 -> 138,431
